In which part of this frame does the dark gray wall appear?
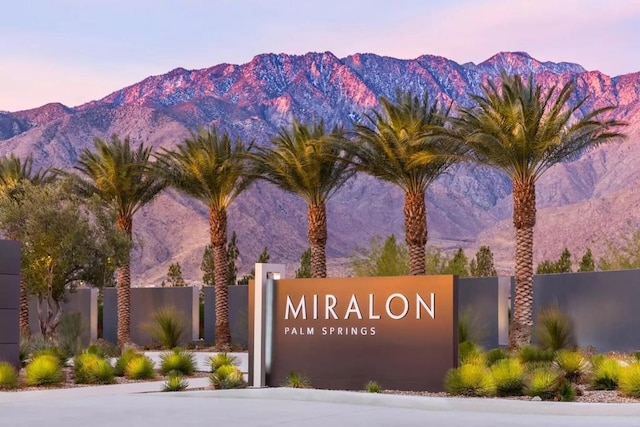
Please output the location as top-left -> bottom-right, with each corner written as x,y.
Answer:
532,270 -> 640,352
0,240 -> 20,369
458,277 -> 500,350
28,288 -> 97,346
104,287 -> 198,347
203,285 -> 248,348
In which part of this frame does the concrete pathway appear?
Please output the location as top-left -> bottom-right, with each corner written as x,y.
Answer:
2,386 -> 640,427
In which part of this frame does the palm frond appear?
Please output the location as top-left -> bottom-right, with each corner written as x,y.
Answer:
247,119 -> 354,205
153,126 -> 254,210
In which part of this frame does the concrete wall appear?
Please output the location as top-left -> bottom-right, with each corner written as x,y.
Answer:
203,285 -> 248,348
104,287 -> 198,347
0,240 -> 20,369
532,270 -> 640,352
28,288 -> 97,346
458,277 -> 501,350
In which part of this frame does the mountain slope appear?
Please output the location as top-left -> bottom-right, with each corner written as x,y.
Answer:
1,51 -> 639,282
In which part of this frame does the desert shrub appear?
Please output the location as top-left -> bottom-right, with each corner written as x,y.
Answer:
458,310 -> 483,344
145,306 -> 186,349
558,380 -> 577,402
160,348 -> 196,376
74,352 -> 114,384
485,348 -> 509,366
0,362 -> 18,389
210,365 -> 246,389
444,364 -> 496,397
364,381 -> 381,393
25,354 -> 64,386
491,358 -> 525,396
57,312 -> 83,359
163,372 -> 189,392
114,348 -> 143,376
124,355 -> 156,380
525,368 -> 561,400
208,352 -> 238,372
591,357 -> 622,390
85,339 -> 120,358
619,362 -> 640,398
518,345 -> 555,364
535,307 -> 574,351
555,350 -> 587,383
459,341 -> 484,365
284,371 -> 311,389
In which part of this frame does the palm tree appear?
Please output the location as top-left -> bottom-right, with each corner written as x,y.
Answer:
451,74 -> 625,348
347,90 -> 462,275
75,135 -> 165,347
154,126 -> 253,348
249,120 -> 353,278
0,154 -> 56,336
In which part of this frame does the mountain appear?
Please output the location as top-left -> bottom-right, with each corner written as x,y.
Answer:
1,51 -> 639,283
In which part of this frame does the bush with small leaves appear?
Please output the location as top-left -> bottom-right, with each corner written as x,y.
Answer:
591,357 -> 622,390
491,358 -> 525,397
284,371 -> 311,389
485,348 -> 509,367
364,381 -> 381,393
160,348 -> 196,376
114,348 -> 143,377
0,362 -> 18,390
525,368 -> 561,400
535,307 -> 574,351
518,345 -> 555,365
619,362 -> 640,398
445,364 -> 496,397
163,372 -> 189,392
124,356 -> 156,380
210,365 -> 246,389
208,353 -> 238,372
25,354 -> 63,386
554,350 -> 587,383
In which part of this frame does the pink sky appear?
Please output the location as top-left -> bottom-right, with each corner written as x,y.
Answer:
2,0 -> 639,111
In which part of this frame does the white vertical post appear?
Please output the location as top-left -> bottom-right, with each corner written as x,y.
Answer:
252,263 -> 285,388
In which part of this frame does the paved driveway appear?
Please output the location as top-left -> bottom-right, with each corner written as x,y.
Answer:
2,387 -> 640,427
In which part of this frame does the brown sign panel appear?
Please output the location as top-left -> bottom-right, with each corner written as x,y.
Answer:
267,276 -> 458,391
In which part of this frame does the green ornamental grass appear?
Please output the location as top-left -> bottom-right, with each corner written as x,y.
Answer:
364,380 -> 381,393
518,345 -> 555,364
114,348 -> 143,377
163,372 -> 189,392
283,371 -> 311,389
124,356 -> 156,380
591,357 -> 622,390
554,350 -> 587,383
485,348 -> 509,367
160,348 -> 196,376
619,362 -> 640,398
491,358 -> 525,396
0,362 -> 19,389
525,368 -> 561,400
210,365 -> 246,389
25,354 -> 64,386
444,364 -> 496,397
208,353 -> 238,372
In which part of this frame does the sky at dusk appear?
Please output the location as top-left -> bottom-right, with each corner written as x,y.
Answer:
2,0 -> 639,111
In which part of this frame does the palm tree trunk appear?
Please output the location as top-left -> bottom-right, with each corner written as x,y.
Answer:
308,202 -> 327,278
116,216 -> 133,348
404,190 -> 427,275
510,179 -> 536,349
19,277 -> 29,337
210,207 -> 231,348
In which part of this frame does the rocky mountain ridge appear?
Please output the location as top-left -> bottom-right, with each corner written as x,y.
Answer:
1,51 -> 639,283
